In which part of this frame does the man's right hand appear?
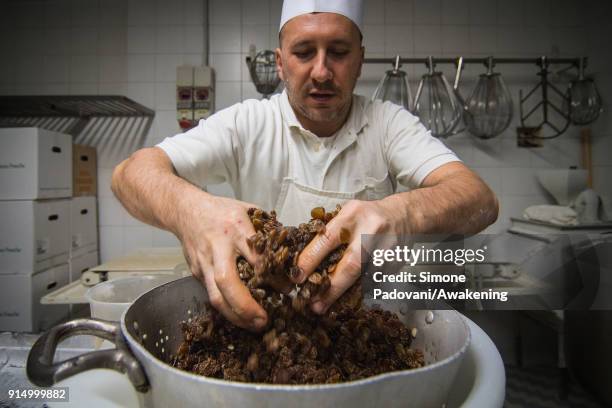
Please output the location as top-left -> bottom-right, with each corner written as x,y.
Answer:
175,193 -> 268,331
112,147 -> 267,331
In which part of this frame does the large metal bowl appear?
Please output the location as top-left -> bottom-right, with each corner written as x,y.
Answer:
28,276 -> 471,408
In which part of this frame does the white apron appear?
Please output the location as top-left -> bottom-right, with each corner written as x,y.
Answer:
274,129 -> 394,226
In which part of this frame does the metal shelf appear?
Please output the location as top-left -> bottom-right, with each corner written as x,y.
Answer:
0,95 -> 154,118
0,95 -> 156,155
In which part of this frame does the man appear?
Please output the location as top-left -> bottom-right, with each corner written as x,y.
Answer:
111,0 -> 498,332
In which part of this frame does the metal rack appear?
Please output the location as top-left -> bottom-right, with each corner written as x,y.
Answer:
364,56 -> 593,139
363,56 -> 584,66
0,95 -> 155,152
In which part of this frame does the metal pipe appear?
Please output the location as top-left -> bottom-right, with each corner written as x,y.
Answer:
364,56 -> 584,67
541,57 -> 549,123
204,0 -> 209,66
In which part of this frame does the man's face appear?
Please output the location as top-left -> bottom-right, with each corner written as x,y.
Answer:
276,13 -> 364,133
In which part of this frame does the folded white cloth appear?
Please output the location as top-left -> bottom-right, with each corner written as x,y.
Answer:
523,205 -> 578,226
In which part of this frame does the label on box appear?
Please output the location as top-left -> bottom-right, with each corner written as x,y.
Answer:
0,247 -> 21,253
36,239 -> 50,255
72,233 -> 83,250
0,162 -> 26,169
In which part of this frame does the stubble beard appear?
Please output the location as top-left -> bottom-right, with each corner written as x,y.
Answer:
284,80 -> 351,124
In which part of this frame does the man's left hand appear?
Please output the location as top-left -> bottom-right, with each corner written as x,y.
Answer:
293,200 -> 399,314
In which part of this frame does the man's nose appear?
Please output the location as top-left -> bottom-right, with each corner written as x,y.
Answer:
311,52 -> 333,83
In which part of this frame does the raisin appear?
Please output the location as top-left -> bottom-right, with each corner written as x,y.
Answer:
172,206 -> 425,384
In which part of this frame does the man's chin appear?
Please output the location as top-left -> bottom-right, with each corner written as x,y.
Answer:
301,105 -> 343,122
304,111 -> 341,123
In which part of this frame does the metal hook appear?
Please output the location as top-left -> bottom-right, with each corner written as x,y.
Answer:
485,56 -> 495,75
393,55 -> 401,72
426,56 -> 435,74
453,57 -> 464,91
578,57 -> 587,80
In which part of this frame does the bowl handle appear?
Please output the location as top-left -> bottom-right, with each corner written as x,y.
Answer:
27,318 -> 149,393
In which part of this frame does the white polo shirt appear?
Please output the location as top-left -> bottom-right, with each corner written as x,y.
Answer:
156,90 -> 459,210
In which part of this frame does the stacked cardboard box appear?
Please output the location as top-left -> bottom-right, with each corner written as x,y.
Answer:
72,144 -> 97,197
0,128 -> 73,332
69,145 -> 100,316
70,196 -> 99,277
68,194 -> 100,318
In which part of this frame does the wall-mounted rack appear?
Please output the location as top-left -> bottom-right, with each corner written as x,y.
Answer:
0,95 -> 155,154
363,56 -> 600,140
364,56 -> 584,67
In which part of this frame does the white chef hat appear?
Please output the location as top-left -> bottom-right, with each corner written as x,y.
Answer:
279,0 -> 364,34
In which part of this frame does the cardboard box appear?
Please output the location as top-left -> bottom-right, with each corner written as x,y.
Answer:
0,199 -> 71,275
0,127 -> 72,200
0,263 -> 69,332
69,250 -> 99,282
70,196 -> 98,258
72,144 -> 97,196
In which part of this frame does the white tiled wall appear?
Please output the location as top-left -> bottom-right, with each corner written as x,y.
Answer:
0,0 -> 206,261
0,0 -> 610,262
209,0 -> 612,234
208,0 -> 281,107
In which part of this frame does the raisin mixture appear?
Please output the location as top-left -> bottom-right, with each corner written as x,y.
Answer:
171,206 -> 424,384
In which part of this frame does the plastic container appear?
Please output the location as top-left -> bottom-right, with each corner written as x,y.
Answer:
86,275 -> 177,322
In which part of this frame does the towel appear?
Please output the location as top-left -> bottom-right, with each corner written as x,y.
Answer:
523,205 -> 578,226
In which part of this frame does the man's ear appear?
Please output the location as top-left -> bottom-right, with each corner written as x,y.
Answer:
275,47 -> 285,81
357,46 -> 365,78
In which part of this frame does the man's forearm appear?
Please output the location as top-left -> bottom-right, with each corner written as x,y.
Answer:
111,147 -> 207,236
381,165 -> 499,235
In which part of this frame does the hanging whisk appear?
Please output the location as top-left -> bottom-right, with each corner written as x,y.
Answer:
413,56 -> 464,138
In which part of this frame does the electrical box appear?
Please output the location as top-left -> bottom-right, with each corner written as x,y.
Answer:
194,66 -> 215,122
176,65 -> 215,131
176,65 -> 194,130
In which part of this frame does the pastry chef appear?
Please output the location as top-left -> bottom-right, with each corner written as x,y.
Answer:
112,0 -> 498,330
